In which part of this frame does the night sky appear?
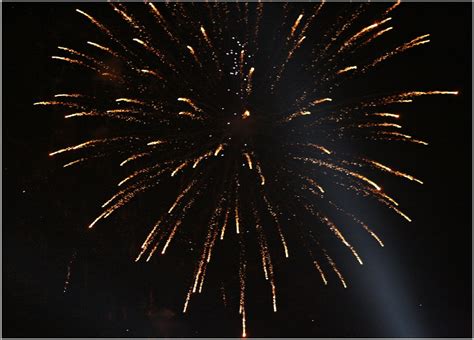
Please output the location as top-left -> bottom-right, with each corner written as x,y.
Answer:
3,2 -> 472,338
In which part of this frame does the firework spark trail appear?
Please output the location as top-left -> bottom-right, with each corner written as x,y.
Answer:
337,65 -> 358,74
54,93 -> 84,98
148,3 -> 180,45
295,157 -> 381,191
239,240 -> 247,338
305,143 -> 332,155
63,251 -> 77,293
303,176 -> 325,194
272,35 -> 306,90
57,46 -> 106,69
262,194 -> 289,258
339,17 -> 392,53
34,100 -> 84,109
246,67 -> 255,95
324,249 -> 347,288
384,0 -> 401,16
358,26 -> 394,49
87,41 -> 121,59
310,97 -> 333,106
283,110 -> 312,123
243,152 -> 253,169
358,122 -> 402,129
253,208 -> 278,312
365,34 -> 431,70
289,13 -> 304,40
76,8 -> 140,64
374,131 -> 429,145
168,180 -> 197,214
161,220 -> 182,254
186,45 -> 202,68
220,208 -> 230,240
64,110 -> 144,123
184,197 -> 225,309
328,200 -> 385,247
306,204 -> 364,265
62,158 -> 87,168
120,152 -> 150,166
314,4 -> 366,66
253,3 -> 264,50
235,197 -> 240,234
200,25 -> 222,73
51,54 -> 101,73
135,217 -> 164,262
255,159 -> 266,186
133,37 -> 176,72
177,97 -> 203,113
296,1 -> 325,41
49,137 -> 136,156
369,112 -> 400,118
366,159 -> 423,184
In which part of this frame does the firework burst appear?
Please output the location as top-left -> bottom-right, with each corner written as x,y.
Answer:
36,2 -> 458,337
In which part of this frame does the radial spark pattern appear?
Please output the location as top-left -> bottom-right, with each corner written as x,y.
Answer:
36,2 -> 458,336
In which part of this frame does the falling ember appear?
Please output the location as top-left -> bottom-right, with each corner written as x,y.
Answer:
242,109 -> 251,119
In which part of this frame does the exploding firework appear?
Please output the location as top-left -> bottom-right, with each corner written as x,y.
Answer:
36,2 -> 458,337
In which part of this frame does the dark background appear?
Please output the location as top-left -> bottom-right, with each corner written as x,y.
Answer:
3,2 -> 472,338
